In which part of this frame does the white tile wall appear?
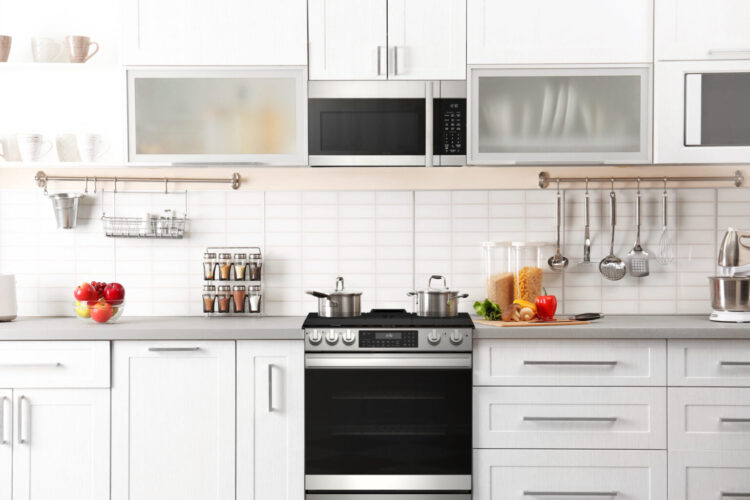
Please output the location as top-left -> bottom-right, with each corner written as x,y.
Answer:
0,187 -> 741,317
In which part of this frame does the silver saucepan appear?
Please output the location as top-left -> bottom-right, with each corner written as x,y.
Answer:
407,275 -> 469,317
306,277 -> 362,317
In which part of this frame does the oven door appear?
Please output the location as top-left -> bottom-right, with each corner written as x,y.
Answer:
305,353 -> 472,495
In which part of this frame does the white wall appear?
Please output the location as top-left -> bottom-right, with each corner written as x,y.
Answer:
0,187 -> 742,317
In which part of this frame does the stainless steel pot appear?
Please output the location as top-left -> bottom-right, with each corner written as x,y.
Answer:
407,275 -> 469,317
709,276 -> 750,312
306,277 -> 362,317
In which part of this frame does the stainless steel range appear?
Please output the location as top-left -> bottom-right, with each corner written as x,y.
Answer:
303,309 -> 473,500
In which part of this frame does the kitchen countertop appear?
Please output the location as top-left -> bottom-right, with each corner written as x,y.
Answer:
0,315 -> 748,341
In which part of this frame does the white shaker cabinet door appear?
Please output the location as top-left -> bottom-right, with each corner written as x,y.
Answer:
0,390 -> 10,500
237,340 -> 304,500
112,341 -> 236,500
124,0 -> 307,65
468,0 -> 653,64
309,0 -> 388,80
388,0 -> 466,80
656,0 -> 750,61
11,389 -> 109,500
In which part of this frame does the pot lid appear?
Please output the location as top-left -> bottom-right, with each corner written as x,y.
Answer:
413,275 -> 461,294
327,276 -> 362,296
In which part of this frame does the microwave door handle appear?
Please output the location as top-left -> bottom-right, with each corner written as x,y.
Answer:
426,82 -> 434,167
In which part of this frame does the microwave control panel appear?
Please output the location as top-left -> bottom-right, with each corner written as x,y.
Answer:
434,98 -> 466,156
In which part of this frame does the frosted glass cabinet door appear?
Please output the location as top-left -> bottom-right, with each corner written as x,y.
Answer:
469,66 -> 652,164
127,68 -> 308,165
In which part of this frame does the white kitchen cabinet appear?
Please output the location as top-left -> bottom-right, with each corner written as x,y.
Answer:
669,388 -> 750,451
308,0 -> 388,80
308,0 -> 465,80
468,0 -> 653,64
474,449 -> 667,500
388,0 -> 466,80
0,390 -> 10,500
669,450 -> 750,500
668,340 -> 750,386
656,0 -> 750,61
237,340 -> 304,500
12,389 -> 109,500
112,341 -> 236,500
123,0 -> 307,65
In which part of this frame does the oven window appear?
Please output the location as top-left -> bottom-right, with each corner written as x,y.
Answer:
305,368 -> 471,475
308,99 -> 426,155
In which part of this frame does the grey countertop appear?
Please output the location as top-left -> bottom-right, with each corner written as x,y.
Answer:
0,314 -> 749,341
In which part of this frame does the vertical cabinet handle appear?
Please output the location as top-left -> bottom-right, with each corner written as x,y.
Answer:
377,46 -> 383,75
392,46 -> 399,75
268,363 -> 275,413
18,395 -> 29,444
1,397 -> 10,445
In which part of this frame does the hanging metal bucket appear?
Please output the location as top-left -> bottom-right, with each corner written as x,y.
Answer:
48,193 -> 83,229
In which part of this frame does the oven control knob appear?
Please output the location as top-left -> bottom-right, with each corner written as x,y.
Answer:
308,329 -> 323,345
449,330 -> 464,345
427,330 -> 442,345
342,329 -> 356,345
325,329 -> 340,345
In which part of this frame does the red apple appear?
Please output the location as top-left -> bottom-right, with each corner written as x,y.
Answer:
74,282 -> 98,305
104,283 -> 125,306
90,299 -> 114,323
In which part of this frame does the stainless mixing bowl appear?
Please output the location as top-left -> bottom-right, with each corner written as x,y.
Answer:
709,276 -> 750,312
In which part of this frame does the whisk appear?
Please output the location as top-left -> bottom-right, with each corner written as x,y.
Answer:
657,179 -> 674,265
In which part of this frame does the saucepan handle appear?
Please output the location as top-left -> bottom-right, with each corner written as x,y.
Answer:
406,291 -> 417,297
457,293 -> 470,299
306,290 -> 329,299
429,275 -> 447,288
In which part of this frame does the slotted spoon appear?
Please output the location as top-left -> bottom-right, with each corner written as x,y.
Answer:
627,181 -> 650,277
600,186 -> 627,281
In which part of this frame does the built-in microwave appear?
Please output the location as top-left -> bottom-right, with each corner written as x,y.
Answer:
308,81 -> 466,167
656,60 -> 750,164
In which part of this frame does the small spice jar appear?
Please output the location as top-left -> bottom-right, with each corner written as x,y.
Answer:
233,253 -> 248,281
218,253 -> 233,281
217,285 -> 232,313
202,284 -> 216,313
203,252 -> 217,280
248,285 -> 262,313
248,252 -> 263,281
232,285 -> 247,313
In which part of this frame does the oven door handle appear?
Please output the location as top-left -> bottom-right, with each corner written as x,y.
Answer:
305,353 -> 471,369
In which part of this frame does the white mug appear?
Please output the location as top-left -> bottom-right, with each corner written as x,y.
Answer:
56,133 -> 81,162
0,135 -> 21,161
31,37 -> 63,62
17,133 -> 53,162
77,133 -> 108,162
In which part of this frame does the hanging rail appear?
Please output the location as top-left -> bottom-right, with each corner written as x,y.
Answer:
35,170 -> 241,192
538,170 -> 744,189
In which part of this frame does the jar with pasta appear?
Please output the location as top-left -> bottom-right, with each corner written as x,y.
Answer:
510,242 -> 554,304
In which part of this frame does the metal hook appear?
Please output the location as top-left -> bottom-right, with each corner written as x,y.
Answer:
93,177 -> 97,194
164,178 -> 168,194
84,177 -> 89,194
663,177 -> 668,194
556,178 -> 561,196
114,177 -> 118,193
585,177 -> 589,194
610,178 -> 615,193
637,177 -> 641,195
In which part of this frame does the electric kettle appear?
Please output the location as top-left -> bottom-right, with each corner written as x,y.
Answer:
0,274 -> 17,321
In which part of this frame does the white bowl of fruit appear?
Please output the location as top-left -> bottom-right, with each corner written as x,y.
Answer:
74,281 -> 126,324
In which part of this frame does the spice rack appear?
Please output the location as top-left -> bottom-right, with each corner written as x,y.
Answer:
202,246 -> 263,317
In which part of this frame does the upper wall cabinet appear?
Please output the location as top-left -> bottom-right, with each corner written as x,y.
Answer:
656,0 -> 750,61
124,0 -> 307,65
309,0 -> 466,80
468,0 -> 653,64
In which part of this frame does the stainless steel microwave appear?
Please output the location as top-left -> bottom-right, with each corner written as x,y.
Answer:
308,81 -> 466,167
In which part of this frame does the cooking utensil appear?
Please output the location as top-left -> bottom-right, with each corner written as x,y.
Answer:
657,180 -> 674,265
582,179 -> 591,263
306,277 -> 361,317
407,275 -> 469,317
717,228 -> 750,275
599,185 -> 627,281
548,180 -> 569,272
562,312 -> 603,321
627,181 -> 649,277
709,276 -> 750,312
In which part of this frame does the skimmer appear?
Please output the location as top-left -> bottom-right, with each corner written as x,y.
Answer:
626,180 -> 650,277
599,182 -> 627,281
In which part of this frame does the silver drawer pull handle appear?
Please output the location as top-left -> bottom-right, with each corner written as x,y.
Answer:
524,360 -> 618,366
524,491 -> 618,497
0,363 -> 62,368
524,417 -> 618,422
1,397 -> 10,445
720,361 -> 750,366
709,49 -> 750,56
18,395 -> 29,444
721,493 -> 750,498
720,418 -> 750,423
268,363 -> 275,413
148,347 -> 201,352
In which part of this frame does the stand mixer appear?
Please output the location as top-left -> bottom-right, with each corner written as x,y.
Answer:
709,228 -> 750,322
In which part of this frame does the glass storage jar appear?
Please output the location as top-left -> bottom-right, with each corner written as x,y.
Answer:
248,253 -> 262,281
202,284 -> 216,313
482,241 -> 554,308
248,285 -> 262,313
233,253 -> 248,281
203,252 -> 217,280
232,285 -> 246,313
218,253 -> 233,281
217,285 -> 232,313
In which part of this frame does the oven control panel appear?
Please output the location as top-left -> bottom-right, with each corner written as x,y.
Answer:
304,328 -> 472,352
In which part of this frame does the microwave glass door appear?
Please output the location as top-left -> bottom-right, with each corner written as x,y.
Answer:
470,67 -> 651,164
127,68 -> 307,165
686,72 -> 750,147
305,366 -> 471,476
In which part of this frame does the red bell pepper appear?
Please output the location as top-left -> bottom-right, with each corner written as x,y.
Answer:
535,293 -> 557,321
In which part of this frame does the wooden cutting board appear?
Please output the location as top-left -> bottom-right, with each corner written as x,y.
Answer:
476,318 -> 590,327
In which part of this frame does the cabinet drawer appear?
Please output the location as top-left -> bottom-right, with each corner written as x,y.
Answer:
669,388 -> 750,451
669,451 -> 750,500
668,340 -> 750,386
0,341 -> 109,388
474,387 -> 666,450
475,449 -> 667,500
473,339 -> 666,386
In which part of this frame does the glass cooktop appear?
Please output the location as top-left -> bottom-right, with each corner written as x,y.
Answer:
302,309 -> 475,329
